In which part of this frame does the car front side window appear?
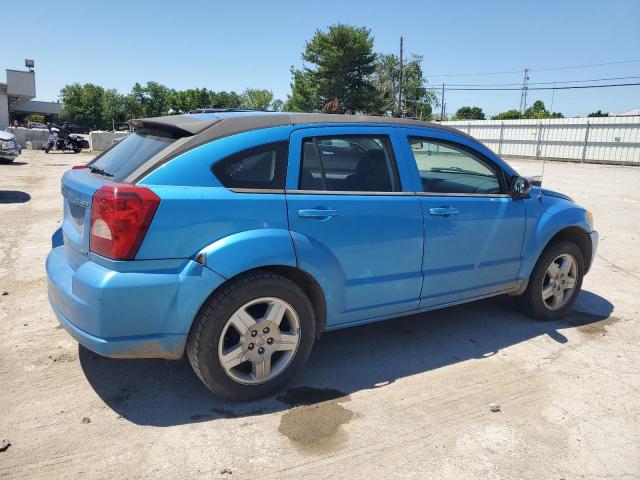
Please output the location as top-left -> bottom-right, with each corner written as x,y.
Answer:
408,137 -> 502,195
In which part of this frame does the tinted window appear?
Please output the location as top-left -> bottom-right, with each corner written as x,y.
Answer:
408,138 -> 502,194
213,141 -> 288,190
88,130 -> 175,182
299,135 -> 400,192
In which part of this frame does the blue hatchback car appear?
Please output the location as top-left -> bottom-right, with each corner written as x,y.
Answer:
46,112 -> 598,400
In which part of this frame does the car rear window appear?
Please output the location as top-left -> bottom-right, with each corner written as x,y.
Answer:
87,130 -> 176,182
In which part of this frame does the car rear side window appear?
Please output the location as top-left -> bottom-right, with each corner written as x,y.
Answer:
212,141 -> 288,190
299,135 -> 400,192
87,129 -> 176,182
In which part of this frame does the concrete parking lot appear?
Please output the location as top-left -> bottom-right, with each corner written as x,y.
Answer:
1,149 -> 639,479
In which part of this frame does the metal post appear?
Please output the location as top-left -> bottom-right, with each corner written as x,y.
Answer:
519,68 -> 529,113
498,122 -> 504,155
582,121 -> 590,163
398,36 -> 403,117
440,83 -> 445,120
536,122 -> 543,159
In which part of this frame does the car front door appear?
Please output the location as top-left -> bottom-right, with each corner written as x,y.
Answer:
286,126 -> 424,328
400,129 -> 526,308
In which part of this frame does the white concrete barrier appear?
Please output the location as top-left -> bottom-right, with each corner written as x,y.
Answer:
89,131 -> 129,151
5,127 -> 49,150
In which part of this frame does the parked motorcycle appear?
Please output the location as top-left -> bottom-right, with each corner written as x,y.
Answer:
45,124 -> 89,153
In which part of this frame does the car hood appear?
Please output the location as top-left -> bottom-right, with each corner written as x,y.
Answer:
0,131 -> 16,141
541,188 -> 574,203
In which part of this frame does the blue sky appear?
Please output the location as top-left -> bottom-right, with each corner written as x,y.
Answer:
2,0 -> 639,117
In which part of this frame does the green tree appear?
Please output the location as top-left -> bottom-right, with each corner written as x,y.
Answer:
453,106 -> 485,120
271,99 -> 284,112
492,109 -> 522,120
122,93 -> 144,120
372,53 -> 437,118
240,89 -> 274,110
169,88 -> 213,113
588,110 -> 608,117
523,100 -> 564,119
140,81 -> 172,117
25,114 -> 44,123
284,67 -> 319,111
102,89 -> 126,127
211,91 -> 243,109
59,83 -> 107,129
286,24 -> 378,113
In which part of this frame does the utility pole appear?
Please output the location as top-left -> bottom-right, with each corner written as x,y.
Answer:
519,68 -> 530,113
440,83 -> 445,120
398,36 -> 404,117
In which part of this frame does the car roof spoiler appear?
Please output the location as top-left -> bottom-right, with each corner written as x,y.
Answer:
128,115 -> 222,137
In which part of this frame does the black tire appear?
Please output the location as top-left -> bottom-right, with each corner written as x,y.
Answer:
520,240 -> 584,321
187,270 -> 316,401
73,148 -> 81,153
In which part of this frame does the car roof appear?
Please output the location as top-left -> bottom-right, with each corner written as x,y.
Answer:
132,111 -> 464,138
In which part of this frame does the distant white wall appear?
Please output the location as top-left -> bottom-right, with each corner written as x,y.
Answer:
442,116 -> 640,165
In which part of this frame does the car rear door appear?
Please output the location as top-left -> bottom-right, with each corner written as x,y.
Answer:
285,126 -> 424,328
399,128 -> 526,308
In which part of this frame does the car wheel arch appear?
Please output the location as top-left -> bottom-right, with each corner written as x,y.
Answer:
532,226 -> 592,277
188,265 -> 328,343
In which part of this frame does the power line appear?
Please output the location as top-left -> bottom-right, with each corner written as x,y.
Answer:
533,59 -> 640,72
426,59 -> 640,78
443,75 -> 640,87
444,82 -> 640,91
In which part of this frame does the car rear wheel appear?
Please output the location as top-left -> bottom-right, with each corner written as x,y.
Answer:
519,240 -> 584,320
187,271 -> 315,401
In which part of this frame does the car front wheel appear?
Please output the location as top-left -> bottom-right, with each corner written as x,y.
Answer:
520,240 -> 584,320
187,271 -> 315,401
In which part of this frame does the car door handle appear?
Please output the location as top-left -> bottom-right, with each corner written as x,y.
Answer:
429,207 -> 460,216
298,208 -> 339,219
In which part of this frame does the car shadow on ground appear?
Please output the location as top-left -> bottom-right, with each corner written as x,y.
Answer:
0,160 -> 28,165
79,290 -> 613,427
0,190 -> 31,204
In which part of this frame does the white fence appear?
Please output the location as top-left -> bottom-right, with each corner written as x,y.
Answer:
442,116 -> 640,166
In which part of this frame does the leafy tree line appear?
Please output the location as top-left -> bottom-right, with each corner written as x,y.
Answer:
452,101 -> 566,121
60,23 -> 438,129
59,82 -> 279,129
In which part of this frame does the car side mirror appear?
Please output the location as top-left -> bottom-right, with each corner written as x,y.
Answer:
510,176 -> 531,199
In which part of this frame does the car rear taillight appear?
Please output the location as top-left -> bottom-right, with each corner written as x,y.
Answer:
72,164 -> 87,169
89,184 -> 160,260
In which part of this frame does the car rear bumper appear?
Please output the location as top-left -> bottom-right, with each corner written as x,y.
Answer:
52,302 -> 186,359
46,245 -> 226,359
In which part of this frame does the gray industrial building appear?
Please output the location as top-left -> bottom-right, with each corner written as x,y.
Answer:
0,65 -> 62,129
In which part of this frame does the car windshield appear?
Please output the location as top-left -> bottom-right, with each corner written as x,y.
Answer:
87,130 -> 175,182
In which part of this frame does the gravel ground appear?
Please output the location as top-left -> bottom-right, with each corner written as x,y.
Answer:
1,150 -> 639,479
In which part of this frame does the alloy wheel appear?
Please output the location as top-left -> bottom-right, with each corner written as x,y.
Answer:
541,253 -> 578,310
217,297 -> 301,385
